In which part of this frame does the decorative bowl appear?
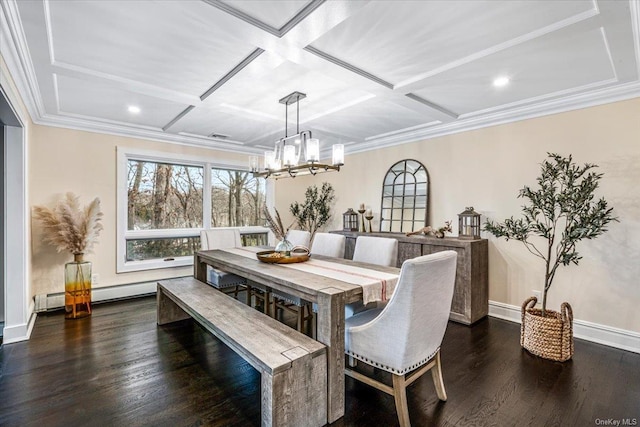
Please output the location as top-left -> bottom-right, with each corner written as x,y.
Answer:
256,250 -> 310,264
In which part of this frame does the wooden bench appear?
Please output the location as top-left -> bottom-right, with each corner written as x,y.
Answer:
157,277 -> 327,427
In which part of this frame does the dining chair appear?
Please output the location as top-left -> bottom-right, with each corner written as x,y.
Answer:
272,229 -> 313,334
352,235 -> 398,267
310,232 -> 346,258
201,229 -> 273,314
346,236 -> 399,318
285,229 -> 311,248
344,250 -> 458,427
303,232 -> 348,336
200,229 -> 247,299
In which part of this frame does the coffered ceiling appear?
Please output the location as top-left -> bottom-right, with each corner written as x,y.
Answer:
2,0 -> 639,157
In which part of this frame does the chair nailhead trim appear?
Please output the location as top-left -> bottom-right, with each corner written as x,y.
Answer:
346,348 -> 440,375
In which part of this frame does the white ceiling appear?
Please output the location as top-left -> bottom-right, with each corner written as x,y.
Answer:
2,0 -> 640,157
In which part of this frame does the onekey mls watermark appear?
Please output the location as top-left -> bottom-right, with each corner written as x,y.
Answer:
595,419 -> 638,426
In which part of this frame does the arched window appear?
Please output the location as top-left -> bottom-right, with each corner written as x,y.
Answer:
379,159 -> 429,233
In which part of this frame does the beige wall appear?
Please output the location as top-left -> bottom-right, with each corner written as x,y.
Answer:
29,125 -> 248,297
275,98 -> 640,332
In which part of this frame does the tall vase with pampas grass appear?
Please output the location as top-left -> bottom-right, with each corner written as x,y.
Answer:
262,204 -> 293,255
34,193 -> 103,319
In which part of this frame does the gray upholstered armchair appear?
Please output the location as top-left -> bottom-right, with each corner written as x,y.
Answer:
344,250 -> 458,427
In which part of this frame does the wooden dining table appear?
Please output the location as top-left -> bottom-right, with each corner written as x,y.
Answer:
194,247 -> 400,424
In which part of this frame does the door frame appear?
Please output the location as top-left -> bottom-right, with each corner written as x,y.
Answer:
1,83 -> 33,344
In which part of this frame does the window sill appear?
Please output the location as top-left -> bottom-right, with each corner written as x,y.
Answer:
117,256 -> 193,273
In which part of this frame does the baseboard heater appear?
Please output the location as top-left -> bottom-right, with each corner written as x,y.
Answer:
34,276 -> 191,312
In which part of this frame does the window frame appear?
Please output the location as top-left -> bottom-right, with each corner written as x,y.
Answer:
116,147 -> 271,273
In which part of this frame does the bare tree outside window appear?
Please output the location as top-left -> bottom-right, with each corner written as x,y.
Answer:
124,160 -> 267,263
211,168 -> 265,227
127,160 -> 203,230
126,160 -> 203,260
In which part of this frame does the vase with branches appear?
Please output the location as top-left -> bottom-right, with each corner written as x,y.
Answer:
484,153 -> 617,361
34,192 -> 104,319
289,182 -> 335,243
262,204 -> 294,254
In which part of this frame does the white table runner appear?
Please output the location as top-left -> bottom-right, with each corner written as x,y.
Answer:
223,247 -> 399,304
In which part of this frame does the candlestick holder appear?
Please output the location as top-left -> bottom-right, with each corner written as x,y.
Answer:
358,209 -> 366,232
365,214 -> 374,232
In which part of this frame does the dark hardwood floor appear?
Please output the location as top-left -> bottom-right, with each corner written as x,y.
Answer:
1,296 -> 638,427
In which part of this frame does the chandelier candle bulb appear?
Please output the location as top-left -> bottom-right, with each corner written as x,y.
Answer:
283,145 -> 297,166
333,144 -> 345,166
249,156 -> 259,171
306,138 -> 320,162
265,151 -> 276,170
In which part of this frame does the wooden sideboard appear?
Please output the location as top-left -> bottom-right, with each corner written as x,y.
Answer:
329,231 -> 488,325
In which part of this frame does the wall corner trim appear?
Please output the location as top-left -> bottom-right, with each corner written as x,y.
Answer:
488,300 -> 640,354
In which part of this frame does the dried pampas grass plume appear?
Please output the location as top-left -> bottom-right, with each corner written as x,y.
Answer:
33,192 -> 104,255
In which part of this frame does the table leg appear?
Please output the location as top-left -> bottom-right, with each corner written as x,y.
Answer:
316,287 -> 346,423
194,253 -> 206,282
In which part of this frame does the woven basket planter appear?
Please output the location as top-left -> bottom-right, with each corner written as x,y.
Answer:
520,297 -> 574,362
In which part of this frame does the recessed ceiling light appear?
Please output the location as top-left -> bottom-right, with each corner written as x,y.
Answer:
493,76 -> 510,88
128,105 -> 141,114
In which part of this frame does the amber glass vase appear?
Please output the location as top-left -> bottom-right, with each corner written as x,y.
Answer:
65,253 -> 92,319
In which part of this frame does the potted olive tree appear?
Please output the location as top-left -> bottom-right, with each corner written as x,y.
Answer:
484,153 -> 617,361
289,182 -> 335,243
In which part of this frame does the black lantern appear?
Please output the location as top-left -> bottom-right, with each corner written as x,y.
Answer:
343,208 -> 359,231
458,206 -> 481,240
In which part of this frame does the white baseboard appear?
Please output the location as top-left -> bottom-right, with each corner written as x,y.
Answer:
2,300 -> 37,344
489,300 -> 640,354
34,278 -> 189,312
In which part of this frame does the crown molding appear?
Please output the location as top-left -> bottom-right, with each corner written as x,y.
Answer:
349,80 -> 640,155
15,75 -> 640,159
3,0 -> 640,159
0,0 -> 46,120
33,112 -> 263,154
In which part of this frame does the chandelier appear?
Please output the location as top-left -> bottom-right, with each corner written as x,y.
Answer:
250,91 -> 344,179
